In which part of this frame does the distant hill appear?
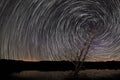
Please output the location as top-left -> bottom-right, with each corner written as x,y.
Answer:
0,59 -> 120,75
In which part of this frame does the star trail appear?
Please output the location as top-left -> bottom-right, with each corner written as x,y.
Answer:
0,0 -> 120,61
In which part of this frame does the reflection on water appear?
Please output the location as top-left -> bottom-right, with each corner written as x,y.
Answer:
10,70 -> 120,80
12,71 -> 67,80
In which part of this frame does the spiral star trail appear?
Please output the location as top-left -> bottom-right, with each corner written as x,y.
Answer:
0,0 -> 120,61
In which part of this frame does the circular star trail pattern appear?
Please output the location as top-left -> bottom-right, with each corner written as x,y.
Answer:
0,0 -> 120,61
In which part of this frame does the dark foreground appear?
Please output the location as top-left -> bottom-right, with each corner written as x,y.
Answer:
2,70 -> 120,80
1,59 -> 120,72
1,59 -> 120,80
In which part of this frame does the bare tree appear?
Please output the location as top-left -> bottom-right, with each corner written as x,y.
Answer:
64,33 -> 96,79
72,34 -> 96,77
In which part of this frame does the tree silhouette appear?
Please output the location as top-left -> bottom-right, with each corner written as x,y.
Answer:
64,29 -> 96,79
72,34 -> 96,77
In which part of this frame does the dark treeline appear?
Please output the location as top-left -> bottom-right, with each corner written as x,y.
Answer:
0,59 -> 120,75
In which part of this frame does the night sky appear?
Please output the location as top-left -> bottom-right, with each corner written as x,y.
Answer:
0,0 -> 120,61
